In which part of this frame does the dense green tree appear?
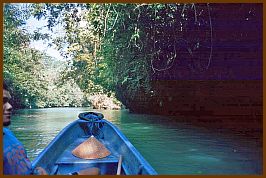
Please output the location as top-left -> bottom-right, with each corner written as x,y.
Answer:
3,3 -> 88,108
30,3 -> 213,106
4,3 -> 46,108
5,3 -> 214,109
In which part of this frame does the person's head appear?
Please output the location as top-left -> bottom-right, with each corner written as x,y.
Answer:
3,81 -> 12,126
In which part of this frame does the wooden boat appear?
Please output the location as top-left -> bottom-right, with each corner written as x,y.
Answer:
32,112 -> 157,175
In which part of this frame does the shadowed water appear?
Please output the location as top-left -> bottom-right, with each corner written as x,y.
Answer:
8,108 -> 262,175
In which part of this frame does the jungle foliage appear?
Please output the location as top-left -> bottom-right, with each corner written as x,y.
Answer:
4,3 -> 213,108
4,4 -> 87,108
29,3 -> 213,105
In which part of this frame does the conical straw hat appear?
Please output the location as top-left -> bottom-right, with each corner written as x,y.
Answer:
72,135 -> 111,159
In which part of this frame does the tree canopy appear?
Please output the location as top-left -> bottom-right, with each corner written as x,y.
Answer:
4,4 -> 89,108
4,3 -> 214,108
28,3 -> 213,104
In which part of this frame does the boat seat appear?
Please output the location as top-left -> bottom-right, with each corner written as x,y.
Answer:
55,154 -> 119,175
55,154 -> 119,165
54,137 -> 119,175
55,137 -> 118,164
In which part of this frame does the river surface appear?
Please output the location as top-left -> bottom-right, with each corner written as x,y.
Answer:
8,107 -> 262,175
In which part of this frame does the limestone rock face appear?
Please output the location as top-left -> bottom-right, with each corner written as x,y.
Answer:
88,94 -> 122,110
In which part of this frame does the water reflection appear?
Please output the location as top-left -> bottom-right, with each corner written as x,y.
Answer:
8,108 -> 262,175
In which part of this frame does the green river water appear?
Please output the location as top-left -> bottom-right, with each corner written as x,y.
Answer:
8,107 -> 262,175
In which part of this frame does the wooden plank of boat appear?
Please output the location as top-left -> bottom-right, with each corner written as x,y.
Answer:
32,112 -> 157,175
116,155 -> 122,175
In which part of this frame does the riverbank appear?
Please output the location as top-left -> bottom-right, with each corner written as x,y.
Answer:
87,94 -> 122,110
